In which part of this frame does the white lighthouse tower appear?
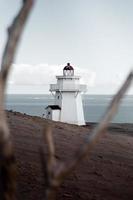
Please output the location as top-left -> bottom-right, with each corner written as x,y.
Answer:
46,63 -> 87,125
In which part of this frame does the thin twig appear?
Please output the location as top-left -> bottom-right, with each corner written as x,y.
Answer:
1,0 -> 34,90
42,71 -> 133,200
59,71 -> 133,179
43,126 -> 59,200
0,1 -> 34,199
44,126 -> 55,168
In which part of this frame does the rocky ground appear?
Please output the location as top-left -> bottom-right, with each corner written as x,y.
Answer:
7,111 -> 133,200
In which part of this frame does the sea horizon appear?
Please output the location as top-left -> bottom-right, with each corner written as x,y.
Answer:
5,94 -> 133,124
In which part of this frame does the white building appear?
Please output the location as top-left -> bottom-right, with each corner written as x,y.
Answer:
45,105 -> 61,121
46,63 -> 87,125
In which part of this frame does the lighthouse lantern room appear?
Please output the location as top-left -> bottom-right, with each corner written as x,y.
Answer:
46,63 -> 87,125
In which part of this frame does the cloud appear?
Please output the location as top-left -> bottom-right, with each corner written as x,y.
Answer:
7,63 -> 133,94
75,67 -> 96,87
7,63 -> 96,93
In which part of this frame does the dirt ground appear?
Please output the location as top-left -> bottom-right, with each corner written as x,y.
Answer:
7,111 -> 133,200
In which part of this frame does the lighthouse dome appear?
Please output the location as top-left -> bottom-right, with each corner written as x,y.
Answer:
63,63 -> 74,76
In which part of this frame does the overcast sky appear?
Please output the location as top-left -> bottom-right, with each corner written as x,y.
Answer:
0,0 -> 133,94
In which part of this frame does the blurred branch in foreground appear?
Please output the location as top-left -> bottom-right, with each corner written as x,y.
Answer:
0,1 -> 34,199
42,71 -> 133,200
0,0 -> 132,200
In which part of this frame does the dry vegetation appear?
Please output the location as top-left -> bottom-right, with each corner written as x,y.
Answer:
0,1 -> 133,200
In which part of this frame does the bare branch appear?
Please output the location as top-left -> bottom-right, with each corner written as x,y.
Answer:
0,0 -> 34,90
59,71 -> 133,178
44,126 -> 55,168
42,71 -> 133,200
0,1 -> 34,199
42,126 -> 60,200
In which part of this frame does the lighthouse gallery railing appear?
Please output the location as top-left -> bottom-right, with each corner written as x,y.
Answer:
50,84 -> 87,92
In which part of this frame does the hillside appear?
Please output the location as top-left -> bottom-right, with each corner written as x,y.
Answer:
7,111 -> 133,200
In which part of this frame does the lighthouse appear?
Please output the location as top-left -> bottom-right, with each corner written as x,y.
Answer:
46,63 -> 87,125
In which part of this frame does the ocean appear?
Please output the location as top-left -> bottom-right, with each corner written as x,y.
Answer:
5,94 -> 133,123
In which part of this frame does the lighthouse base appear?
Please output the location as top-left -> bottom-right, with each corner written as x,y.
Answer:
58,92 -> 85,126
61,120 -> 85,126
